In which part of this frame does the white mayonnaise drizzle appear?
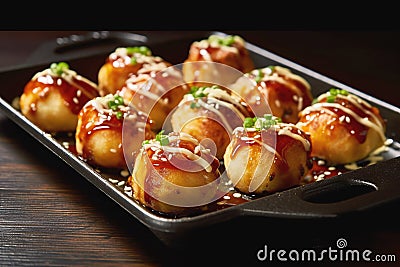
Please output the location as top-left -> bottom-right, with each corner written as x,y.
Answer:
110,47 -> 164,66
247,66 -> 311,113
299,92 -> 386,142
124,64 -> 182,105
33,68 -> 98,99
142,132 -> 215,173
194,35 -> 243,54
233,122 -> 311,160
181,87 -> 247,133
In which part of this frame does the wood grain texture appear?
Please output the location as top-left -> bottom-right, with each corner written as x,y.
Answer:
1,31 -> 400,267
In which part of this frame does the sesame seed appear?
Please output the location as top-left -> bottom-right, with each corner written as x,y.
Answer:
232,192 -> 241,198
62,142 -> 69,148
108,178 -> 119,184
384,138 -> 393,146
120,169 -> 130,177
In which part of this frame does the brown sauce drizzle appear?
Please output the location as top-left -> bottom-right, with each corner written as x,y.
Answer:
24,73 -> 99,115
302,157 -> 348,184
247,67 -> 313,123
145,138 -> 220,174
230,127 -> 311,173
141,135 -> 220,210
76,100 -> 151,165
300,96 -> 385,144
187,39 -> 253,73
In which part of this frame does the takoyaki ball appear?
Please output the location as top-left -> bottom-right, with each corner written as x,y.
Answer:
296,88 -> 387,165
118,64 -> 189,132
231,65 -> 313,123
19,62 -> 99,132
75,93 -> 155,170
170,84 -> 254,159
182,34 -> 255,84
97,46 -> 171,96
224,115 -> 312,195
127,131 -> 221,216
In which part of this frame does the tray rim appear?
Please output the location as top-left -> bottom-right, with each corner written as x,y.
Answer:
1,30 -> 400,235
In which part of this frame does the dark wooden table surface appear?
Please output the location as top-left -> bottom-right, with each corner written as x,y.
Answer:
1,31 -> 400,266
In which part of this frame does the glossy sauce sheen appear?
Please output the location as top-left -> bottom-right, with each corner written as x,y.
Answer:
186,37 -> 254,73
76,100 -> 151,164
182,83 -> 254,132
304,158 -> 348,183
121,65 -> 185,110
298,95 -> 385,144
230,127 -> 311,173
147,139 -> 219,171
247,66 -> 312,122
141,136 -> 220,210
100,47 -> 172,95
24,71 -> 99,114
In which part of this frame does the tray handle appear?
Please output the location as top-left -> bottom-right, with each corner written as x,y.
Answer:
24,31 -> 148,66
239,156 -> 400,219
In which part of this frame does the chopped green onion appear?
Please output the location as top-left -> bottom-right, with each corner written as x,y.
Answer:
243,117 -> 256,128
189,85 -> 219,98
243,114 -> 281,130
50,62 -> 69,76
329,88 -> 338,96
116,111 -> 123,119
190,102 -> 199,109
326,88 -> 349,103
267,65 -> 275,72
264,114 -> 273,120
142,139 -> 150,146
125,46 -> 152,65
126,46 -> 152,56
107,95 -> 125,118
326,95 -> 336,103
208,35 -> 236,46
254,69 -> 264,83
155,130 -> 169,146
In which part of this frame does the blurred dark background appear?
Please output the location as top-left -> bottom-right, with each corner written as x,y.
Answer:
0,30 -> 399,107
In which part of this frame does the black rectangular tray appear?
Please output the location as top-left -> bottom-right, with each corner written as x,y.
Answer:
1,31 -> 400,246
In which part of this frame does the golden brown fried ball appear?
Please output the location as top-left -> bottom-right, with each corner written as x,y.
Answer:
224,115 -> 312,195
296,88 -> 386,165
75,93 -> 155,170
182,34 -> 255,85
19,62 -> 99,132
170,84 -> 253,159
117,64 -> 189,132
231,65 -> 313,124
127,131 -> 221,216
97,46 -> 172,96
